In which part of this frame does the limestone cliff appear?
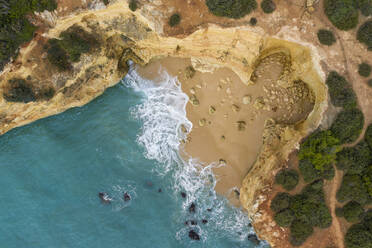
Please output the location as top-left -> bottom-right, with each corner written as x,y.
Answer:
0,1 -> 328,246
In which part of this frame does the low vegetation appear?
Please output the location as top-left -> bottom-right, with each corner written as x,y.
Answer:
324,0 -> 359,30
271,180 -> 332,246
128,0 -> 137,11
249,17 -> 257,26
0,0 -> 57,71
205,0 -> 257,19
275,169 -> 299,191
169,13 -> 181,27
357,20 -> 372,51
358,62 -> 371,77
317,29 -> 336,46
298,130 -> 339,182
46,25 -> 99,71
261,0 -> 276,14
345,210 -> 372,248
325,71 -> 357,109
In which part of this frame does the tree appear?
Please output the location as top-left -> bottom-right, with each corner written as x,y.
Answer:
169,13 -> 181,27
261,0 -> 276,13
324,0 -> 359,30
342,201 -> 365,223
345,223 -> 372,248
290,220 -> 314,246
317,29 -> 336,46
205,0 -> 257,19
129,0 -> 137,11
357,0 -> 372,16
337,173 -> 371,205
271,192 -> 291,212
275,169 -> 299,190
325,71 -> 357,109
330,108 -> 364,144
357,20 -> 372,51
274,209 -> 295,227
358,63 -> 371,77
336,141 -> 371,173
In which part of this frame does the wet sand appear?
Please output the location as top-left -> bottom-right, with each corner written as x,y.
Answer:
136,56 -> 314,205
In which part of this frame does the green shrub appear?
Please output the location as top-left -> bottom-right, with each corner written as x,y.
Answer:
365,124 -> 372,149
261,0 -> 276,13
205,0 -> 257,19
336,207 -> 344,217
325,71 -> 357,109
169,13 -> 181,27
275,169 -> 299,190
368,79 -> 372,87
249,17 -> 257,26
129,0 -> 137,11
324,0 -> 359,30
337,173 -> 371,205
345,222 -> 372,248
298,130 -> 340,181
271,192 -> 291,212
336,141 -> 371,173
3,78 -> 35,103
317,29 -> 336,46
362,165 -> 372,198
290,220 -> 314,246
358,63 -> 371,77
343,201 -> 365,223
330,108 -> 364,144
357,20 -> 372,51
0,0 -> 57,71
274,209 -> 295,227
357,0 -> 372,16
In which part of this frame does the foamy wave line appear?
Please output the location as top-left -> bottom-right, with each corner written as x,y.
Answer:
122,65 -> 267,247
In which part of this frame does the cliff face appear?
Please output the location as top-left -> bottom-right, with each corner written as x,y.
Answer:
0,1 -> 327,246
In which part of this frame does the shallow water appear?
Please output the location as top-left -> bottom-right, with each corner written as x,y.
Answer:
0,66 -> 268,248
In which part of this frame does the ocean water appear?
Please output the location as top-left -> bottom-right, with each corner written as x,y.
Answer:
0,66 -> 268,248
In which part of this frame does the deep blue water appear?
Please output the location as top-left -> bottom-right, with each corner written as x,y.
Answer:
0,68 -> 266,248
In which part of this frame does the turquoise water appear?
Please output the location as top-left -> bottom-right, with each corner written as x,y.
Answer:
0,67 -> 267,248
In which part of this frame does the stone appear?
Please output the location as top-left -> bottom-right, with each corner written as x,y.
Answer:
188,230 -> 200,240
247,234 -> 260,245
190,88 -> 196,94
221,135 -> 226,141
226,87 -> 231,94
253,97 -> 265,109
181,192 -> 187,198
202,219 -> 208,224
98,192 -> 111,204
190,95 -> 199,106
237,121 -> 246,131
123,192 -> 131,201
209,106 -> 216,114
232,104 -> 240,112
242,95 -> 252,104
219,159 -> 226,164
189,203 -> 196,213
217,85 -> 222,91
199,118 -> 206,126
195,84 -> 202,89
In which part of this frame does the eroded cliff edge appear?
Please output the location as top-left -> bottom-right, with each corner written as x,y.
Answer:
0,1 -> 328,246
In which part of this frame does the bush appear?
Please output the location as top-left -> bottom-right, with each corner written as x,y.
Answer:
290,220 -> 314,246
345,222 -> 372,248
261,0 -> 276,13
365,124 -> 372,149
249,17 -> 257,26
343,201 -> 365,223
330,108 -> 364,144
0,0 -> 57,71
324,0 -> 359,30
358,63 -> 371,77
357,0 -> 372,16
362,165 -> 372,198
205,0 -> 257,19
325,71 -> 357,109
336,141 -> 371,173
47,25 -> 98,70
274,209 -> 295,227
129,0 -> 137,11
169,13 -> 181,27
337,173 -> 371,205
357,20 -> 372,51
298,130 -> 340,181
275,169 -> 299,190
271,192 -> 291,212
317,29 -> 336,46
3,78 -> 35,103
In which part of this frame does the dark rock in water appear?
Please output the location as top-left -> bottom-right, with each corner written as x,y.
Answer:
188,230 -> 200,241
202,219 -> 208,224
248,234 -> 260,245
207,208 -> 212,212
123,192 -> 131,202
98,192 -> 111,204
234,189 -> 240,196
189,203 -> 196,213
158,188 -> 162,193
181,192 -> 187,198
185,220 -> 197,226
237,231 -> 242,235
248,223 -> 252,228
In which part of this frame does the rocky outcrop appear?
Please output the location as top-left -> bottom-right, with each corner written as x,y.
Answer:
0,0 -> 328,246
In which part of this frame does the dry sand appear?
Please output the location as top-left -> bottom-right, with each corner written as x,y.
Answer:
136,56 -> 314,205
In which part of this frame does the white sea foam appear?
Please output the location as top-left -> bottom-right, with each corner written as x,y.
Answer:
123,65 -> 268,247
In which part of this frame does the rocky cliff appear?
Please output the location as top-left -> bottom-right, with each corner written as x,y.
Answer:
0,1 -> 328,246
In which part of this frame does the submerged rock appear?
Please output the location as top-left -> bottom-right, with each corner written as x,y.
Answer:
123,192 -> 131,201
188,230 -> 200,240
248,234 -> 260,245
98,192 -> 111,204
189,203 -> 196,213
202,219 -> 208,224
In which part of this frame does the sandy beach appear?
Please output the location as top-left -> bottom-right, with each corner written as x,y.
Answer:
136,56 -> 314,205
